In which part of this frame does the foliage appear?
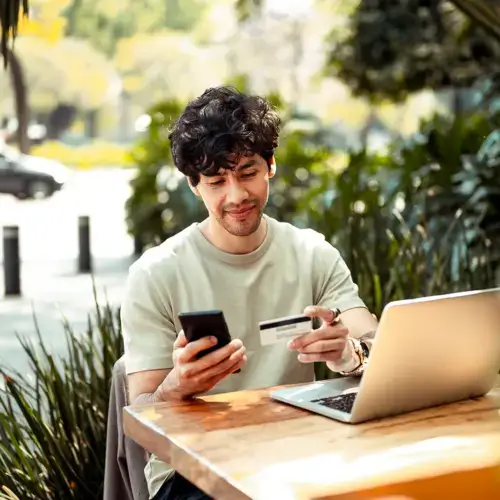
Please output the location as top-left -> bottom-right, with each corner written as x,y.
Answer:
2,36 -> 119,112
62,0 -> 209,56
0,0 -> 29,65
235,0 -> 262,23
17,0 -> 69,43
115,32 -> 227,108
31,140 -> 133,168
325,0 -> 500,104
450,0 -> 500,42
125,95 -> 499,293
125,98 -> 206,248
0,295 -> 123,499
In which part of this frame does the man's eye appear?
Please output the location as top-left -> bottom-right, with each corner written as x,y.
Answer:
209,179 -> 225,186
241,171 -> 257,178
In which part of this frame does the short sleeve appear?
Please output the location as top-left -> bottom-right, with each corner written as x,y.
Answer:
120,262 -> 177,375
313,240 -> 366,313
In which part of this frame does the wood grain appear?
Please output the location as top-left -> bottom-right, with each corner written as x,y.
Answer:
123,378 -> 500,500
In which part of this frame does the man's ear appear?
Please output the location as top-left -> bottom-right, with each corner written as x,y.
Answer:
269,156 -> 277,178
187,177 -> 200,196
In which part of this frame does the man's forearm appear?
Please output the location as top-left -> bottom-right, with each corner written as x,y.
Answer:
132,371 -> 184,406
133,391 -> 164,406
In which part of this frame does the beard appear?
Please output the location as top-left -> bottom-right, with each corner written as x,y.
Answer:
216,200 -> 265,237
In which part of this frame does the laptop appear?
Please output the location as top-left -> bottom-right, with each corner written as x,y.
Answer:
270,287 -> 500,424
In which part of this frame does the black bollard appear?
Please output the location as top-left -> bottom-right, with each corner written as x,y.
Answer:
3,226 -> 21,296
78,216 -> 92,273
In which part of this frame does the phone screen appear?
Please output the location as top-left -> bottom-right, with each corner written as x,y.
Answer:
178,309 -> 232,358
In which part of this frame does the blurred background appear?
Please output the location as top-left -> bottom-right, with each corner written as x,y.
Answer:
1,1 -> 500,498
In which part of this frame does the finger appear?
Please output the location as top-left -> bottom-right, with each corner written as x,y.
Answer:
195,339 -> 244,371
174,330 -> 188,349
288,324 -> 348,350
182,339 -> 243,375
199,346 -> 246,381
303,305 -> 340,323
205,354 -> 247,386
297,351 -> 344,363
178,335 -> 218,364
297,338 -> 346,354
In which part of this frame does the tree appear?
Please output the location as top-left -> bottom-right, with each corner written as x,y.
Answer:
1,0 -> 30,152
236,0 -> 500,107
62,0 -> 208,56
0,0 -> 29,65
1,36 -> 119,138
1,0 -> 71,152
115,32 -> 228,108
325,0 -> 500,106
451,0 -> 500,42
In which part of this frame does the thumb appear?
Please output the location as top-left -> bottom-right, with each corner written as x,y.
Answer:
174,330 -> 188,349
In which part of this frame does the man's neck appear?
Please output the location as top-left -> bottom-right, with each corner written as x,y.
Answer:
201,217 -> 267,255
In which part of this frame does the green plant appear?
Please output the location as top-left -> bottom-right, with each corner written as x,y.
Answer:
0,294 -> 123,499
125,98 -> 206,249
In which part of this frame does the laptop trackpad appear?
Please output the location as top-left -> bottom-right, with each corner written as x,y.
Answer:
312,377 -> 360,398
282,377 -> 360,403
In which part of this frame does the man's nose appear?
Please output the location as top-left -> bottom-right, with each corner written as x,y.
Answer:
226,180 -> 249,205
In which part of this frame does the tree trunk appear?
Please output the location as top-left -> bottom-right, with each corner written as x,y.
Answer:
7,48 -> 30,154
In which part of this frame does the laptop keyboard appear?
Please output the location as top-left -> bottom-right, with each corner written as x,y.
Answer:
309,392 -> 357,414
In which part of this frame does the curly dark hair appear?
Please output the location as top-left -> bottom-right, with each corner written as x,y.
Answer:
168,86 -> 281,186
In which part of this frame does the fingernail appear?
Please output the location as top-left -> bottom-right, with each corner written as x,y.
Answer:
233,339 -> 243,348
210,336 -> 218,344
287,339 -> 296,349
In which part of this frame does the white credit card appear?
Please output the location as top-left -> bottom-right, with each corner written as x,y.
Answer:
259,314 -> 312,346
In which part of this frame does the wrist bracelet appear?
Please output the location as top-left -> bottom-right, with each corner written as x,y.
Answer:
339,338 -> 367,377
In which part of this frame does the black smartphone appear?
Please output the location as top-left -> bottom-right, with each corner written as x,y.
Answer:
178,309 -> 232,359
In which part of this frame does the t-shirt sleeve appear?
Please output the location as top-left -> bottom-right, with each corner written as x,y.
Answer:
313,239 -> 366,313
121,261 -> 177,375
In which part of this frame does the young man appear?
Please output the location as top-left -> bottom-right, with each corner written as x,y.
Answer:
121,86 -> 378,500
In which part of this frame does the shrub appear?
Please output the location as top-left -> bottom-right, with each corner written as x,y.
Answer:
0,294 -> 123,499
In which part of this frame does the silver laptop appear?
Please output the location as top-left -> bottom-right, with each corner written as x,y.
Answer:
270,287 -> 500,424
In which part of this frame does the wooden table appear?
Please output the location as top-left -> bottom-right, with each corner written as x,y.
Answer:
123,378 -> 500,500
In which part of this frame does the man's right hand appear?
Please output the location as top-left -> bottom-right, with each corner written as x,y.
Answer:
160,331 -> 247,400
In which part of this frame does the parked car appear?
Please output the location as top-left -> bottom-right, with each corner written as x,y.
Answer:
0,145 -> 69,199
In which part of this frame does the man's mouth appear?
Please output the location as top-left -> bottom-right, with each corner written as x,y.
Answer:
226,205 -> 256,220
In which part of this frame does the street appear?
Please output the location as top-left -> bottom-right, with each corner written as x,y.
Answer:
0,168 -> 137,377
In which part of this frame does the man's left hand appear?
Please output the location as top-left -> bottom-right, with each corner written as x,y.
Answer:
287,306 -> 353,364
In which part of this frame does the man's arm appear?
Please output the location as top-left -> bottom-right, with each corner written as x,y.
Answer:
339,307 -> 378,349
312,239 -> 378,372
121,260 -> 178,405
122,259 -> 247,404
128,369 -> 173,405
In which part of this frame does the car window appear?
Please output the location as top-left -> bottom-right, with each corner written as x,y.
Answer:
0,155 -> 15,170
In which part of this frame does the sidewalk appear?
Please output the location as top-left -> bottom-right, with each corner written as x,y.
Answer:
0,256 -> 133,376
0,168 -> 136,377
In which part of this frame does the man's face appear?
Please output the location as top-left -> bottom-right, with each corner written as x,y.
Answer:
193,153 -> 274,237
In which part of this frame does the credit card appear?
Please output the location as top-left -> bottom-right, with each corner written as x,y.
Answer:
259,314 -> 312,346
